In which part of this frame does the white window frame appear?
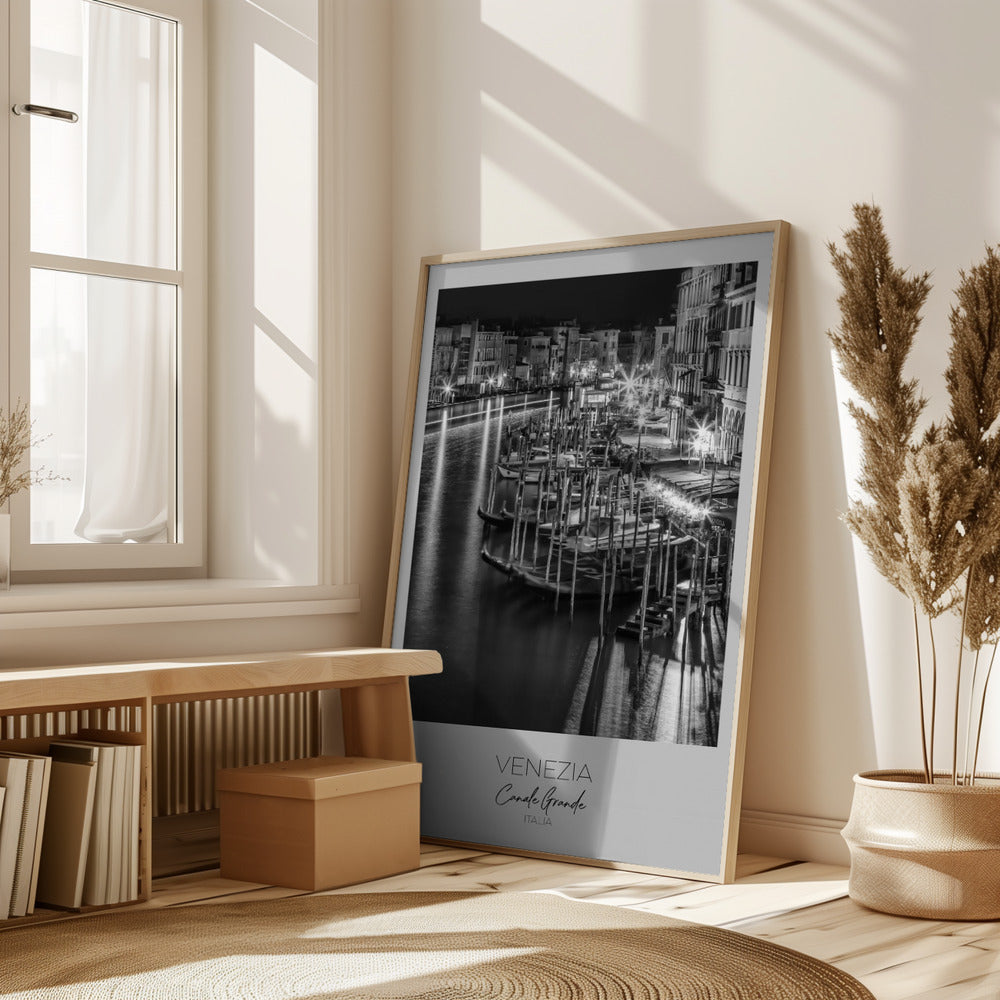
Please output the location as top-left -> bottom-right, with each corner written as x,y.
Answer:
4,0 -> 206,575
0,2 -> 362,632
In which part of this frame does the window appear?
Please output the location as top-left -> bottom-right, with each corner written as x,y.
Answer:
5,0 -> 205,575
0,0 -> 359,635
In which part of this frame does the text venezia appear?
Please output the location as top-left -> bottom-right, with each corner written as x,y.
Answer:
494,755 -> 592,821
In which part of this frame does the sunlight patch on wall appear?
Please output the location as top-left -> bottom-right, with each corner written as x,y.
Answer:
246,33 -> 318,584
733,0 -> 905,76
480,92 -> 667,247
246,0 -> 317,40
705,0 -> 899,204
253,43 -> 318,361
480,0 -> 644,121
253,327 -> 317,584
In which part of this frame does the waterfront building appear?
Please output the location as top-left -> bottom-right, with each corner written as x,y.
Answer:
430,320 -> 506,397
718,262 -> 756,464
501,333 -> 520,381
538,322 -> 581,383
430,324 -> 464,402
670,262 -> 757,462
588,327 -> 620,374
520,333 -> 555,385
617,327 -> 642,373
652,321 -> 677,415
576,333 -> 601,376
468,325 -> 504,390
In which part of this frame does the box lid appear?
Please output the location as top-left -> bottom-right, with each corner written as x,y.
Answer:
217,756 -> 421,800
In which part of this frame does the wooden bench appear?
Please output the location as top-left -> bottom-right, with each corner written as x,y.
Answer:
0,646 -> 441,925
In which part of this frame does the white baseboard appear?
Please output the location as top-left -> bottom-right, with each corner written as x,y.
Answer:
739,808 -> 850,867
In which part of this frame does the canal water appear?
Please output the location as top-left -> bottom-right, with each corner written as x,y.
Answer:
402,392 -> 714,742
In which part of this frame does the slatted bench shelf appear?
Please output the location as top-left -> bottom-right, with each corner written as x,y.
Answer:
0,646 -> 441,927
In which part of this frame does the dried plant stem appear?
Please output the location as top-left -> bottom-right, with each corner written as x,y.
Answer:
953,573 -> 973,785
829,209 -> 1000,786
962,646 -> 981,786
0,399 -> 63,506
913,603 -> 930,783
929,616 -> 938,780
972,642 -> 998,786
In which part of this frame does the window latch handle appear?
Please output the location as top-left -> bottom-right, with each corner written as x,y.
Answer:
12,103 -> 79,123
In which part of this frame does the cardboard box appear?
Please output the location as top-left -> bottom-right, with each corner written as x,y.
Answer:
217,756 -> 421,891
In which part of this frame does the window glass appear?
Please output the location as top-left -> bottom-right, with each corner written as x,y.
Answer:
29,0 -> 177,269
30,268 -> 175,544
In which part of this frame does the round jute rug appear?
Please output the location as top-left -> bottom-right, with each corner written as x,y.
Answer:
0,891 -> 874,999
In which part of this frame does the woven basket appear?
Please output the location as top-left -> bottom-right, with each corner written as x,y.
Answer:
842,769 -> 1000,920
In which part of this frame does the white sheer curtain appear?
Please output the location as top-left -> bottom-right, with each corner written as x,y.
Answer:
73,2 -> 175,543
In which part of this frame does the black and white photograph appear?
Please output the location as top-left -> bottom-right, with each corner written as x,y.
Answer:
403,260 -> 758,747
388,225 -> 787,878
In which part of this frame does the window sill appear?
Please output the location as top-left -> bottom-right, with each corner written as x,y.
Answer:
0,579 -> 361,630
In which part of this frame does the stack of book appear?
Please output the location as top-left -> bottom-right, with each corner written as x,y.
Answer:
0,751 -> 53,918
32,740 -> 142,912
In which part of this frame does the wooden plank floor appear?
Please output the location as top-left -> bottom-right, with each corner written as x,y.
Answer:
142,842 -> 1000,999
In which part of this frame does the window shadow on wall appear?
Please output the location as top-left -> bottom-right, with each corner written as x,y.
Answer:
208,0 -> 319,585
468,0 -> 889,818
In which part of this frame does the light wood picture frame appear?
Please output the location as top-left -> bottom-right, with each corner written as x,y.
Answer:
385,222 -> 789,882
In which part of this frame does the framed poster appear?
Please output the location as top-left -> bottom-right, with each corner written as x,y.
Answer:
385,222 -> 789,882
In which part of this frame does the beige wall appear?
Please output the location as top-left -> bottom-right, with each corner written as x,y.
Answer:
9,0 -> 1000,864
391,0 -> 1000,862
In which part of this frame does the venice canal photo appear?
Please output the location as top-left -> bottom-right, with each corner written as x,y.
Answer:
403,261 -> 759,747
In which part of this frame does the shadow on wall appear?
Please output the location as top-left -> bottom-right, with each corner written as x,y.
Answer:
740,0 -> 999,264
399,0 -> 1000,827
736,0 -> 1000,782
442,0 -> 1000,810
208,0 -> 319,586
252,389 -> 317,585
478,5 -> 745,239
396,0 -> 901,819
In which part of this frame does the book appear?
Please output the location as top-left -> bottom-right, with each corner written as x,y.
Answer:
35,753 -> 97,910
51,743 -> 112,908
104,745 -> 126,906
7,762 -> 34,919
122,745 -> 142,902
0,788 -> 5,914
26,755 -> 51,915
1,753 -> 53,916
0,755 -> 30,918
51,740 -> 135,907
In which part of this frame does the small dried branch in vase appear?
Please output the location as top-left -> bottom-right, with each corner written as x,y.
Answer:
0,400 -> 66,508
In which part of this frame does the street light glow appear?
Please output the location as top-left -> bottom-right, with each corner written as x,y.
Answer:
692,420 -> 713,455
645,479 -> 712,523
